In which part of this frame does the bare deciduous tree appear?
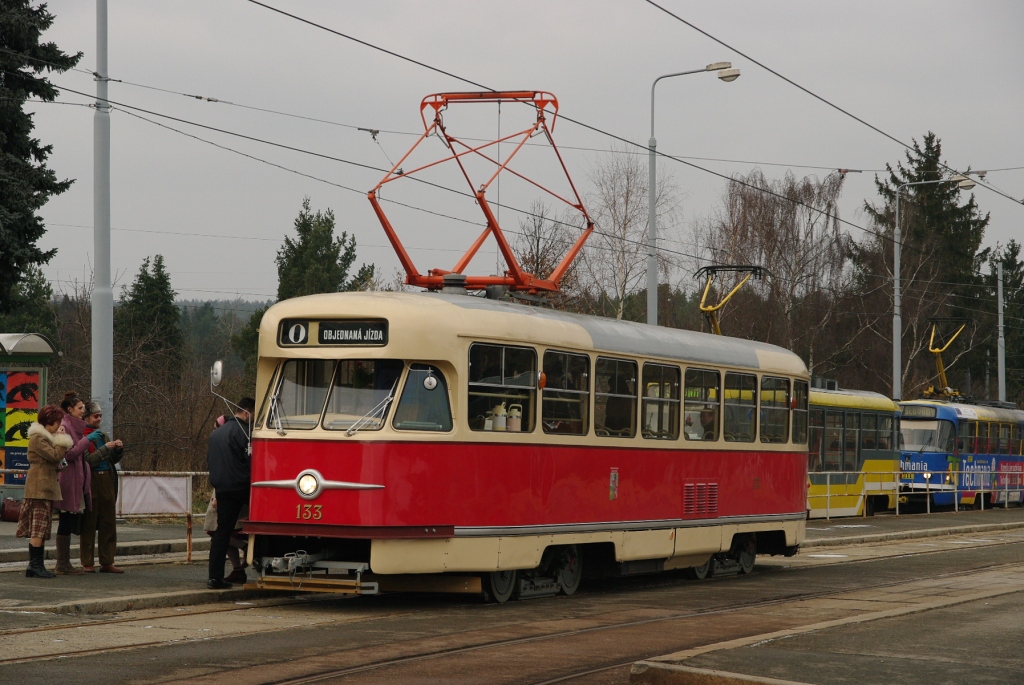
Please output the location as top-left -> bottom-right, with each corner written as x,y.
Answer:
694,170 -> 852,373
578,146 -> 681,320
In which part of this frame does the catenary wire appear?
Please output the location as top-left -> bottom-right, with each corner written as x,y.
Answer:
33,84 -> 1016,308
641,0 -> 1024,207
236,1 -> 990,260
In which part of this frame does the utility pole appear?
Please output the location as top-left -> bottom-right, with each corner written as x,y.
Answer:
998,262 -> 1006,403
92,0 -> 113,435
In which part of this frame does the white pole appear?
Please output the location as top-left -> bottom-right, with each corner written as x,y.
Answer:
893,187 -> 902,401
92,0 -> 114,436
998,261 -> 1006,403
647,127 -> 657,326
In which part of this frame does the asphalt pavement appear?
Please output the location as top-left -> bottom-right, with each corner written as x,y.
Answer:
0,506 -> 1021,622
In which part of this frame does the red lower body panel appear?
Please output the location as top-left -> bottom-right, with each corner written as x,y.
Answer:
248,439 -> 806,536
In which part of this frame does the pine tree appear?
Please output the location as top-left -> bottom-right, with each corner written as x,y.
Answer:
117,255 -> 181,352
0,2 -> 81,312
0,264 -> 54,336
276,198 -> 372,299
863,132 -> 989,298
232,198 -> 375,381
853,132 -> 991,396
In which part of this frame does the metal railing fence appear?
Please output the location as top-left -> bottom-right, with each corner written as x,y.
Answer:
2,469 -> 211,562
808,468 -> 1023,520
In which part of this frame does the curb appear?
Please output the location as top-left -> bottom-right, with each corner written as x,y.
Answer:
12,587 -> 290,616
0,538 -> 211,564
630,662 -> 811,685
802,520 -> 1024,548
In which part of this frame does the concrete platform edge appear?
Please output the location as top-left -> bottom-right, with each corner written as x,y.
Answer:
9,587 -> 290,615
630,662 -> 812,685
800,519 -> 1024,548
0,538 -> 211,563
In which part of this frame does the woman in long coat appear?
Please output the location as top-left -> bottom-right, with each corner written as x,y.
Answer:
17,404 -> 73,578
54,391 -> 93,575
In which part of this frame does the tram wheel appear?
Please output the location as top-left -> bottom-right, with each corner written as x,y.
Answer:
483,570 -> 518,604
736,537 -> 756,575
555,545 -> 583,596
688,557 -> 716,580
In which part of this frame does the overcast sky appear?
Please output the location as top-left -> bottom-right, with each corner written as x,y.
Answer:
27,0 -> 1024,305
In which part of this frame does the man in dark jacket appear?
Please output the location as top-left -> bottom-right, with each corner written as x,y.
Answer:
206,397 -> 255,589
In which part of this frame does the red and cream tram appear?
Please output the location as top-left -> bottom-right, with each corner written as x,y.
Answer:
242,291 -> 808,601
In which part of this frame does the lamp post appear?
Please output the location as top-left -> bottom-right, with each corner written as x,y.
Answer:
648,62 -> 740,326
892,174 -> 976,400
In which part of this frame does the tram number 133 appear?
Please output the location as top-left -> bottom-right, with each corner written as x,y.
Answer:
296,504 -> 324,520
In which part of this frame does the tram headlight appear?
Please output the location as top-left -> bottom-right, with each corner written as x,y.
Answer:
297,473 -> 319,497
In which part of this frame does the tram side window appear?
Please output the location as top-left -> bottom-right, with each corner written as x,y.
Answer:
1014,425 -> 1024,456
861,414 -> 878,450
322,360 -> 404,431
723,372 -> 756,442
999,423 -> 1011,455
468,343 -> 536,432
978,422 -> 990,454
877,416 -> 893,451
595,358 -> 638,438
542,351 -> 590,435
393,364 -> 453,432
824,411 -> 843,471
808,410 -> 825,471
957,420 -> 975,453
684,368 -> 720,442
792,381 -> 809,445
274,359 -> 335,430
642,363 -> 680,440
844,413 -> 860,470
759,376 -> 790,444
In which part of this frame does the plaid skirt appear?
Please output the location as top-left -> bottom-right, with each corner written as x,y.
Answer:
16,498 -> 55,541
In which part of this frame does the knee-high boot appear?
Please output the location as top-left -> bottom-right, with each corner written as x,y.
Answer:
26,544 -> 55,579
55,534 -> 84,575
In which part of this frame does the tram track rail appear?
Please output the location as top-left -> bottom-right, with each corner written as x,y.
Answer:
259,557 -> 1024,685
3,539 -> 1020,674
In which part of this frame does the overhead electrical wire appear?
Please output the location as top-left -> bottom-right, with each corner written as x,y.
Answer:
8,36 -> 1016,309
641,0 -> 1024,207
238,0 -> 1002,260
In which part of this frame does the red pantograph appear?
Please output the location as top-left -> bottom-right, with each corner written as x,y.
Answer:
367,91 -> 594,293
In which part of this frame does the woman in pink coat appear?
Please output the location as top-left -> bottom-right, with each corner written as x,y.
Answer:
53,391 -> 93,575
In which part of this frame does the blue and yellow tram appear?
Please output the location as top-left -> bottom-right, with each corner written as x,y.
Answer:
898,400 -> 1024,508
807,388 -> 901,517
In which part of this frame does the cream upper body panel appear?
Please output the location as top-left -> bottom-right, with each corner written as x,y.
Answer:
253,292 -> 810,448
810,388 -> 899,413
258,291 -> 807,374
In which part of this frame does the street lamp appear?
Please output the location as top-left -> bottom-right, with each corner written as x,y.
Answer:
892,174 -> 976,400
648,62 -> 740,326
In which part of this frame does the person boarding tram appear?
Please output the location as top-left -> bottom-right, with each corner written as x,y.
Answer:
206,397 -> 256,589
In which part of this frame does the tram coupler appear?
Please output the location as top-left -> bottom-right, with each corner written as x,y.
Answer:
249,553 -> 380,595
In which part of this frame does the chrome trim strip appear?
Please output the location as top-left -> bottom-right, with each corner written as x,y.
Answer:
453,512 -> 806,537
252,476 -> 384,491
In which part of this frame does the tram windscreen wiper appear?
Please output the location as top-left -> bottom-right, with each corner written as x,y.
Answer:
344,379 -> 399,437
269,390 -> 287,436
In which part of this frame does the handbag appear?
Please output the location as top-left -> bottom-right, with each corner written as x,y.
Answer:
0,498 -> 21,523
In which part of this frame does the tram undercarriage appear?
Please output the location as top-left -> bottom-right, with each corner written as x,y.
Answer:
244,526 -> 800,603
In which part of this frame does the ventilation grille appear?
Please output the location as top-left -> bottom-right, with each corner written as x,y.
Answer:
684,482 -> 719,516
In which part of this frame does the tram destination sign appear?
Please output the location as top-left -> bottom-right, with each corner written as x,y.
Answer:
279,319 -> 388,347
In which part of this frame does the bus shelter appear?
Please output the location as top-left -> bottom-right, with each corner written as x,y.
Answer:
0,333 -> 58,501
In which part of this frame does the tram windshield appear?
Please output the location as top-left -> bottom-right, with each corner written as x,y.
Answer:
270,359 -> 404,431
899,419 -> 955,453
